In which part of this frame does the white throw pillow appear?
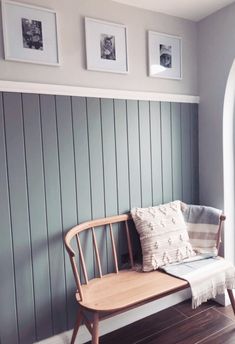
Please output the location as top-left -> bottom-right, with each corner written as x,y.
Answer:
131,201 -> 195,271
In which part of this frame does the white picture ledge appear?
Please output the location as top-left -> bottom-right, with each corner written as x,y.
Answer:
0,80 -> 200,104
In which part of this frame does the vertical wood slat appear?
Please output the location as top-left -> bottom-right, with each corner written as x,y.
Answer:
71,97 -> 93,281
76,235 -> 89,284
109,224 -> 119,273
3,92 -> 36,344
191,104 -> 199,204
114,99 -> 130,260
139,101 -> 152,207
181,103 -> 192,203
55,95 -> 78,327
126,100 -> 142,253
100,99 -> 118,273
114,100 -> 130,214
160,102 -> 173,203
92,228 -> 103,278
125,221 -> 134,268
87,98 -> 106,276
0,93 -> 19,344
127,100 -> 141,208
22,94 -> 53,340
171,103 -> 183,201
40,95 -> 67,334
150,101 -> 163,206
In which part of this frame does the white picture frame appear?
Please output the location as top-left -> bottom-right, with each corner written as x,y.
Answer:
148,31 -> 182,80
1,0 -> 60,65
85,17 -> 128,74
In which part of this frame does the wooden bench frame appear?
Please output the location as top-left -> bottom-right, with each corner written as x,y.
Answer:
64,213 -> 234,344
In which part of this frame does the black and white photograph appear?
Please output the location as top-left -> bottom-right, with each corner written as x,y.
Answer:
148,31 -> 182,79
22,18 -> 43,50
1,0 -> 60,65
85,17 -> 128,73
100,34 -> 116,60
160,44 -> 172,68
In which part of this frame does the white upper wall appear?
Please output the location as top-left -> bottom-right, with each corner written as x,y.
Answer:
0,0 -> 198,95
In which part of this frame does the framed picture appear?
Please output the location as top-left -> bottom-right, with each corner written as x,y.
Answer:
1,0 -> 60,65
85,17 -> 128,74
148,31 -> 182,79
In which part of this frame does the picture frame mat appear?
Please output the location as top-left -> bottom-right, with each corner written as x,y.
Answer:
148,31 -> 182,80
1,0 -> 60,65
85,17 -> 129,74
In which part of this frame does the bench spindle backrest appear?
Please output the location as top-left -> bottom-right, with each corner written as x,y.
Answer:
64,214 -> 132,301
109,224 -> 119,273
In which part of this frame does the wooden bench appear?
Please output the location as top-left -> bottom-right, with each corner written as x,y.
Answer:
64,213 -> 234,344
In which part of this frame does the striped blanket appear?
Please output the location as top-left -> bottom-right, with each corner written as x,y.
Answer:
182,204 -> 222,257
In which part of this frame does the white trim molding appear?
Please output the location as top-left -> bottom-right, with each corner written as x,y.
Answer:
0,80 -> 200,103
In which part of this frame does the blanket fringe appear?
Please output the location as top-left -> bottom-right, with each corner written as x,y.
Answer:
192,279 -> 235,309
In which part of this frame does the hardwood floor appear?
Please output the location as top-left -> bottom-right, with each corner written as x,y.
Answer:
84,300 -> 235,344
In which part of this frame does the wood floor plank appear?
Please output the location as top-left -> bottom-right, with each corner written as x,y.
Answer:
84,307 -> 186,344
83,302 -> 235,344
137,308 -> 233,344
174,299 -> 216,318
198,324 -> 235,344
215,305 -> 235,320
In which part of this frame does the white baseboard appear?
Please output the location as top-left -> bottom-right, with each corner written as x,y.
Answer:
36,288 -> 191,344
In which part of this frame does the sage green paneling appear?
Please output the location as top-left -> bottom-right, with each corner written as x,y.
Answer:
100,99 -> 118,272
127,100 -> 141,208
3,93 -> 35,344
161,102 -> 173,203
0,93 -> 199,344
181,103 -> 192,203
126,100 -> 142,251
114,99 -> 130,257
139,101 -> 152,207
150,101 -> 163,206
87,98 -> 107,276
101,99 -> 118,217
71,97 -> 94,281
22,94 -> 52,340
114,99 -> 130,214
191,104 -> 199,204
71,97 -> 91,222
171,103 -> 183,201
55,96 -> 78,328
40,95 -> 67,334
0,93 -> 18,344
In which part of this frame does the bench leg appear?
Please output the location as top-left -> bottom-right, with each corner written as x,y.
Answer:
92,312 -> 99,344
71,307 -> 82,344
227,289 -> 235,315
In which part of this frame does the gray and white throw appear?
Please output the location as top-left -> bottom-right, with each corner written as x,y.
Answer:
182,204 -> 222,256
163,256 -> 235,308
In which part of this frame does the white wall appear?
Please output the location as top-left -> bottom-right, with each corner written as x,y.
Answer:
0,0 -> 198,95
198,3 -> 235,209
198,2 -> 235,263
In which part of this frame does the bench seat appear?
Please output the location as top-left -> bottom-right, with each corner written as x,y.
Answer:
79,269 -> 188,312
